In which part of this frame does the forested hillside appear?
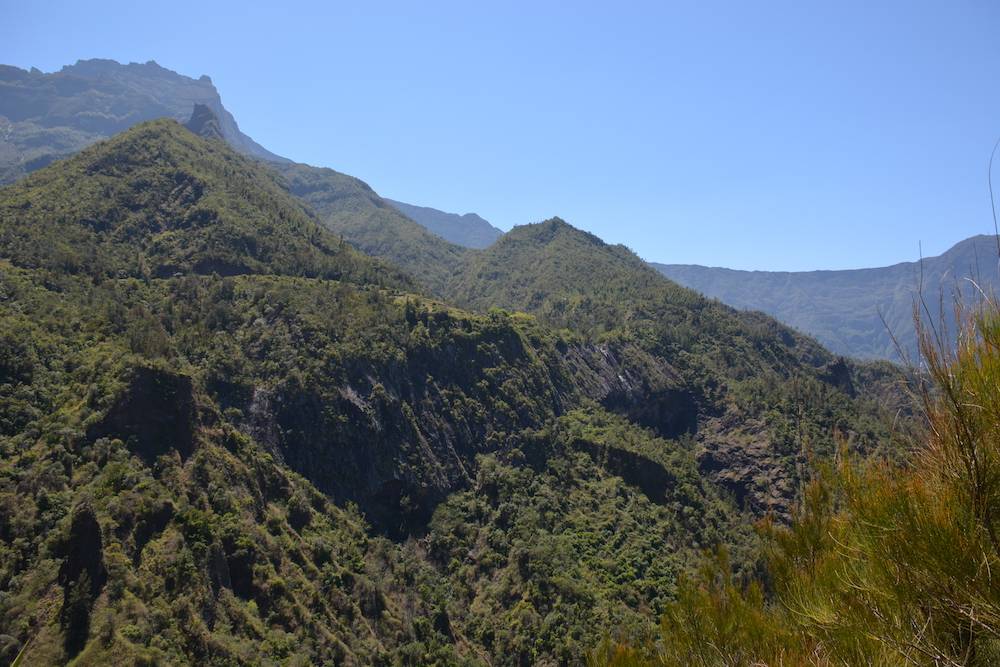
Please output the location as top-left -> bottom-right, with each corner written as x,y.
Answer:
599,300 -> 1000,665
0,116 -> 910,665
271,162 -> 469,294
443,219 -> 909,518
0,116 -> 876,665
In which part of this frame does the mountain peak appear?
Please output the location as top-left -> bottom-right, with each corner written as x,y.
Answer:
185,103 -> 225,141
505,217 -> 605,248
447,215 -> 669,324
384,199 -> 503,249
0,58 -> 287,184
0,118 -> 407,287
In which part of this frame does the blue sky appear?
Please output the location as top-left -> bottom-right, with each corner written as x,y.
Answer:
4,0 -> 1000,270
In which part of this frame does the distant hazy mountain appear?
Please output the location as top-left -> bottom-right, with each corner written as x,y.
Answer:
0,59 -> 287,183
653,235 -> 1000,360
385,199 -> 502,248
0,58 -> 492,270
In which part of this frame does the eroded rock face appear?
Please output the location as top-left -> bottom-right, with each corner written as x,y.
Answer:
213,322 -> 559,538
58,504 -> 105,595
603,387 -> 698,439
696,413 -> 797,520
214,336 -> 706,538
573,438 -> 679,505
820,357 -> 855,396
88,366 -> 197,463
185,103 -> 225,141
567,342 -> 699,439
58,504 -> 105,658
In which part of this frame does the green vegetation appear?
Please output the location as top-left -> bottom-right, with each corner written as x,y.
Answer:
596,302 -> 1000,666
425,410 -> 760,665
0,59 -> 283,184
273,162 -> 469,293
0,252 -> 756,663
444,218 -> 909,517
0,120 -> 908,664
0,119 -> 408,287
0,266 -> 751,664
448,219 -> 834,369
0,120 -> 738,665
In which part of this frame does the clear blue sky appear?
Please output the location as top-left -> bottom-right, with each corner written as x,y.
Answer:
4,0 -> 1000,270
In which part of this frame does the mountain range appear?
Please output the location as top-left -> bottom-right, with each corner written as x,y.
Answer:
385,199 -> 503,249
0,66 -> 912,663
0,59 -> 499,253
8,57 -> 982,365
654,234 -> 1000,360
0,59 -> 284,181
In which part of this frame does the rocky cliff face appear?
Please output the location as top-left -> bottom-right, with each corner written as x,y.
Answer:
0,59 -> 287,183
87,366 -> 198,463
0,118 -> 909,665
221,330 -> 702,537
184,103 -> 226,141
57,504 -> 105,658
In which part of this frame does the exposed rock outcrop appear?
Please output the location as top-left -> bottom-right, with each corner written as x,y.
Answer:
88,366 -> 197,463
0,58 -> 288,184
185,103 -> 225,141
58,503 -> 105,658
573,438 -> 679,504
566,342 -> 699,439
697,413 -> 797,519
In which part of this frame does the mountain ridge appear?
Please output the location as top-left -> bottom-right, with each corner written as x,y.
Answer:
385,199 -> 503,249
0,58 -> 287,183
0,61 -> 915,666
271,161 -> 470,293
0,58 -> 502,259
0,119 -> 765,664
443,217 -> 907,517
0,116 -> 406,286
653,234 -> 999,360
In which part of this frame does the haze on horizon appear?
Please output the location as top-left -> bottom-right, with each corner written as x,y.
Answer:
4,0 -> 1000,271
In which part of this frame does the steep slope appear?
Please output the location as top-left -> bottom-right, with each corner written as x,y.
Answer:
0,59 -> 286,184
0,122 -> 767,664
0,118 -> 407,286
653,234 -> 999,360
272,162 -> 468,293
0,58 -> 476,293
446,218 -> 908,517
385,199 -> 503,249
185,103 -> 225,141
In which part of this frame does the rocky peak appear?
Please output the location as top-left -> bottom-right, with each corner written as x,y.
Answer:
185,103 -> 225,141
